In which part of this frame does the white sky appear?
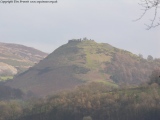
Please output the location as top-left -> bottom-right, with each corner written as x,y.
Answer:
0,0 -> 159,58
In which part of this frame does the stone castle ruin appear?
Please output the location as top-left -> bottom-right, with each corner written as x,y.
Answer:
68,38 -> 94,43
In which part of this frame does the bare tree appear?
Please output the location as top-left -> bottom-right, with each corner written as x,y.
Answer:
135,0 -> 160,29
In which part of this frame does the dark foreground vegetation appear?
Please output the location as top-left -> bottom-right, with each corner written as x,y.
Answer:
1,84 -> 160,120
0,81 -> 23,100
1,69 -> 160,120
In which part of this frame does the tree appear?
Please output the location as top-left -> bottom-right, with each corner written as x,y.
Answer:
136,0 -> 160,29
138,54 -> 143,59
147,55 -> 153,61
149,69 -> 160,85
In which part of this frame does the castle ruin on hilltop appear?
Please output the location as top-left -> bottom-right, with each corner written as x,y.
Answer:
68,38 -> 94,43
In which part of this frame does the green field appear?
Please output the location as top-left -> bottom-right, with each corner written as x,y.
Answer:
96,80 -> 119,88
0,76 -> 13,81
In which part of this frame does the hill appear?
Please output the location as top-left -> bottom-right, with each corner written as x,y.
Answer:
0,42 -> 48,80
6,39 -> 160,97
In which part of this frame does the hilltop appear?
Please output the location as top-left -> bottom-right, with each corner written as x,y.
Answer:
0,42 -> 48,80
6,39 -> 160,97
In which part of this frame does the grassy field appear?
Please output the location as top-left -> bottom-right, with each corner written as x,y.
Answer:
0,76 -> 13,81
96,80 -> 119,88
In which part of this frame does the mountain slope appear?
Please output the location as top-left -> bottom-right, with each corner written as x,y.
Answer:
6,39 -> 160,97
0,42 -> 48,79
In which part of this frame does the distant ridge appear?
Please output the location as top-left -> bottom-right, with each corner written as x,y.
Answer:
0,42 -> 48,79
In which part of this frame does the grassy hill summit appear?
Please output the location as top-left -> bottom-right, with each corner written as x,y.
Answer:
0,42 -> 48,81
6,38 -> 160,97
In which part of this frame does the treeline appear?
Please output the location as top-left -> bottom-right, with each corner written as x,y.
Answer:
0,82 -> 160,120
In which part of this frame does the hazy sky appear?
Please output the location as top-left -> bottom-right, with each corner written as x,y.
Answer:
0,0 -> 159,58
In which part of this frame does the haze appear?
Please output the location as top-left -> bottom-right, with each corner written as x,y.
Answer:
0,0 -> 159,58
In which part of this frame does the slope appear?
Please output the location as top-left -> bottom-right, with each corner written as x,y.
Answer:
0,42 -> 48,80
6,39 -> 160,97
